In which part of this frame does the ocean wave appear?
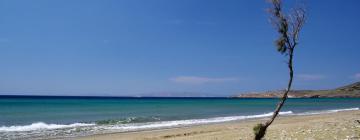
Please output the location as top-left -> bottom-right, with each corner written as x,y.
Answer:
96,116 -> 161,125
105,111 -> 293,131
296,107 -> 359,115
104,107 -> 359,131
0,122 -> 95,132
0,107 -> 358,133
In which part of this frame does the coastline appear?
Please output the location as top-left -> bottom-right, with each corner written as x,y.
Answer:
76,110 -> 360,140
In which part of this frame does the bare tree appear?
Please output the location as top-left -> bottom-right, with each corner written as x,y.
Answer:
253,0 -> 306,140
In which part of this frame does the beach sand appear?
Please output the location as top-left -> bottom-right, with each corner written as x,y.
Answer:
77,110 -> 360,140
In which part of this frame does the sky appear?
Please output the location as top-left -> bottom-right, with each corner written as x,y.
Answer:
0,0 -> 359,97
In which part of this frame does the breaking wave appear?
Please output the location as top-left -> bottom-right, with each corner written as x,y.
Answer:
0,107 -> 358,139
296,107 -> 359,115
0,122 -> 95,132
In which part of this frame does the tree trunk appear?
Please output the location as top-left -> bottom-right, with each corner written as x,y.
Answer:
254,49 -> 294,140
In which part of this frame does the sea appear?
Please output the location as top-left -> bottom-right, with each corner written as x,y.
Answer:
0,96 -> 359,139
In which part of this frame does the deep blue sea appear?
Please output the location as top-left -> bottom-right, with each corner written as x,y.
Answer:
0,96 -> 359,139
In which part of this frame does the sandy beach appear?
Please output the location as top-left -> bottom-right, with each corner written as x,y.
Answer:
76,110 -> 360,140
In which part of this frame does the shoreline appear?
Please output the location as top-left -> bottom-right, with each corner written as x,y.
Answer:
2,99 -> 359,140
76,110 -> 360,140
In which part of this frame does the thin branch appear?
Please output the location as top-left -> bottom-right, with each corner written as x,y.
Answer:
254,0 -> 306,140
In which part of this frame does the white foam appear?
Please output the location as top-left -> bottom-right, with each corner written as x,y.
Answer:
329,107 -> 359,112
106,111 -> 293,131
0,111 -> 291,133
0,122 -> 95,132
296,107 -> 359,115
1,107 -> 358,133
106,107 -> 358,131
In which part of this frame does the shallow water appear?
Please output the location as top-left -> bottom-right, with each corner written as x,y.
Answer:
0,96 -> 359,139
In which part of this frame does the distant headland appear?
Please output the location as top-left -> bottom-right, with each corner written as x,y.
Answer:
234,81 -> 360,98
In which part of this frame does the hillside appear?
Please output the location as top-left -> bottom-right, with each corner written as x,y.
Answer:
235,81 -> 360,98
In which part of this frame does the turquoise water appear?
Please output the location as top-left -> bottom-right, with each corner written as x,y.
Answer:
0,96 -> 359,139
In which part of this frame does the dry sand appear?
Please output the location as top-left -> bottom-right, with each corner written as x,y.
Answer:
76,110 -> 360,140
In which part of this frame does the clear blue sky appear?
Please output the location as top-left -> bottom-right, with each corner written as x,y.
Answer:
0,0 -> 359,96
